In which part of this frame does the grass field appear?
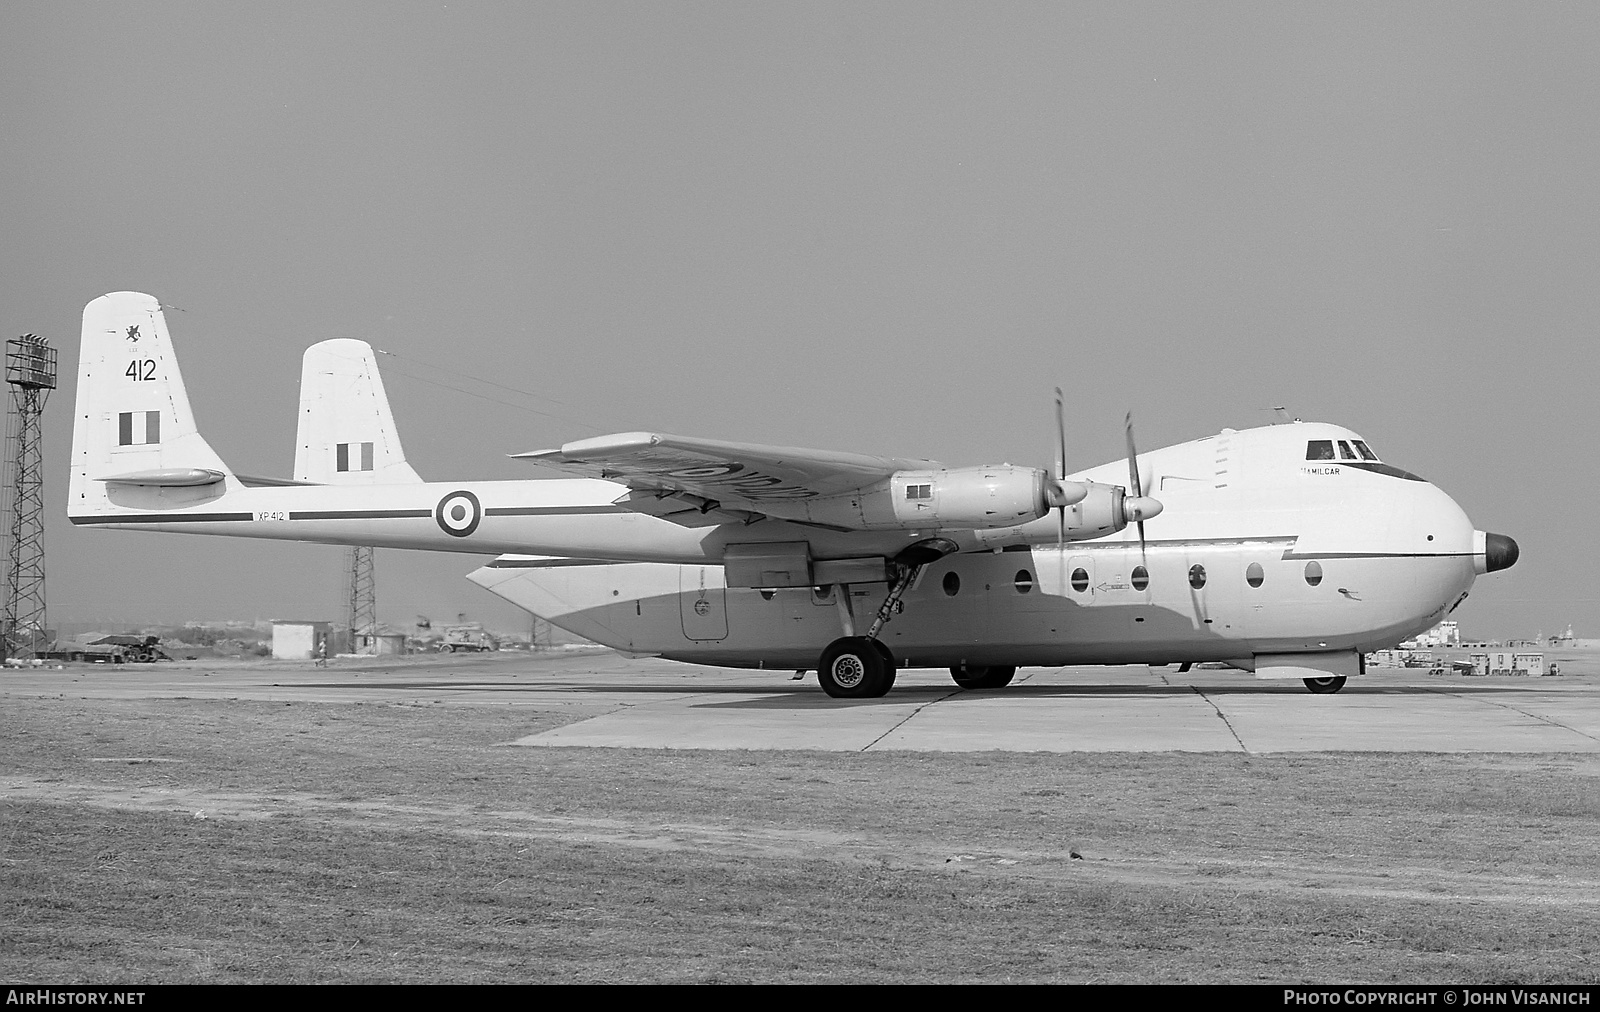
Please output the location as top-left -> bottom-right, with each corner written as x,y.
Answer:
3,694 -> 1598,983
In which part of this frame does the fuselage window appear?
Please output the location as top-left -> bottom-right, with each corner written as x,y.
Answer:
1352,440 -> 1379,461
942,571 -> 960,597
1189,564 -> 1207,590
1305,561 -> 1323,587
1306,440 -> 1335,460
1337,440 -> 1357,460
1014,569 -> 1034,594
1131,565 -> 1149,591
905,484 -> 932,500
1071,568 -> 1089,593
1246,562 -> 1264,588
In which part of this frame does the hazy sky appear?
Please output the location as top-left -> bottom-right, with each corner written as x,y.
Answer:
3,2 -> 1596,638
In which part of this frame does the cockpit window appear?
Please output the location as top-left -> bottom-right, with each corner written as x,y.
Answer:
1337,440 -> 1357,460
1352,440 -> 1379,461
1306,440 -> 1334,460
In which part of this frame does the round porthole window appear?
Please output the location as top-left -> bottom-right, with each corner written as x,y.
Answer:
1189,564 -> 1207,590
1014,569 -> 1034,594
1131,566 -> 1149,591
1305,561 -> 1323,587
942,571 -> 960,597
1246,562 -> 1264,588
1071,568 -> 1089,593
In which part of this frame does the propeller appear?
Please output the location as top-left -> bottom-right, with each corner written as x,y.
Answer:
1046,387 -> 1088,554
1122,411 -> 1164,562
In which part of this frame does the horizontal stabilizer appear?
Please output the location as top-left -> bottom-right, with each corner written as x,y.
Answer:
96,467 -> 226,487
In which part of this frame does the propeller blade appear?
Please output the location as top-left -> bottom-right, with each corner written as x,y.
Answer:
1055,388 -> 1066,557
1123,411 -> 1163,563
1055,388 -> 1066,482
1045,391 -> 1089,544
1124,411 -> 1142,499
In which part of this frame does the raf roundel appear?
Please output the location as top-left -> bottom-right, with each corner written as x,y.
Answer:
435,489 -> 482,538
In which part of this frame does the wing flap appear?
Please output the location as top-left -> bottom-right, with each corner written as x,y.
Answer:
612,488 -> 764,528
516,432 -> 940,513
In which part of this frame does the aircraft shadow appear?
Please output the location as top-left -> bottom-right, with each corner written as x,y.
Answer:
689,681 -> 1575,709
290,679 -> 1576,706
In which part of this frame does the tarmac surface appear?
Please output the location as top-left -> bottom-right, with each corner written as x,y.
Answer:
7,648 -> 1600,754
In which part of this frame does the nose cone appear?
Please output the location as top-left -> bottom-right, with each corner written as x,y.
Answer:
1484,532 -> 1519,573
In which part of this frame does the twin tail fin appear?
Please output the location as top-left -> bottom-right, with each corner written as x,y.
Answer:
69,293 -> 236,518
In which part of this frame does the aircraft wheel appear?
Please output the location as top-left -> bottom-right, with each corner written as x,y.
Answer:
983,665 -> 1017,688
950,664 -> 986,688
870,640 -> 897,696
950,664 -> 1017,689
1303,676 -> 1347,694
818,637 -> 890,699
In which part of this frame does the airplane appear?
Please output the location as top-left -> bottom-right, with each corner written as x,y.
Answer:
70,291 -> 1519,698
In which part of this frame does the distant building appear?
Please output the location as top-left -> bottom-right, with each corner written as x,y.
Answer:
1549,625 -> 1600,648
1467,652 -> 1546,676
271,621 -> 332,660
1400,620 -> 1460,650
352,627 -> 407,655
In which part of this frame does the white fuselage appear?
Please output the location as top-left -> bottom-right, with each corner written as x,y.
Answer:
466,423 -> 1485,671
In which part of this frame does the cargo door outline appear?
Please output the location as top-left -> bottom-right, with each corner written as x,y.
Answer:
680,566 -> 728,641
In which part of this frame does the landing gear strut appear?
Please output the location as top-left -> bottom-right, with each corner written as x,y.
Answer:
814,540 -> 954,699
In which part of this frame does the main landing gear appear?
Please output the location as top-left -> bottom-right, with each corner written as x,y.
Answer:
818,636 -> 898,698
949,664 -> 1017,690
1303,676 -> 1347,694
814,539 -> 954,699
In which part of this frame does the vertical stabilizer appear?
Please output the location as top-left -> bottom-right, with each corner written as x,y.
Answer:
69,293 -> 235,518
294,339 -> 422,484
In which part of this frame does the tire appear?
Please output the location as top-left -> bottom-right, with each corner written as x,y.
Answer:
870,640 -> 897,697
1303,676 -> 1347,694
950,664 -> 1017,689
982,665 -> 1017,688
818,637 -> 890,699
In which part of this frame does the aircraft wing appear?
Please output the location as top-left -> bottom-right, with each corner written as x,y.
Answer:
513,432 -> 941,527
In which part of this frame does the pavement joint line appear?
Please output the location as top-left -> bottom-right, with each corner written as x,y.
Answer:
1012,666 -> 1052,685
1191,686 -> 1249,752
1428,686 -> 1600,744
860,687 -> 964,752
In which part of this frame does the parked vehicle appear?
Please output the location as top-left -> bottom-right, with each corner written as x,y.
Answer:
438,624 -> 497,653
52,634 -> 169,664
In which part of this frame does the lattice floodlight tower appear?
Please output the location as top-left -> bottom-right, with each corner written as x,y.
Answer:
4,334 -> 57,661
348,545 -> 376,654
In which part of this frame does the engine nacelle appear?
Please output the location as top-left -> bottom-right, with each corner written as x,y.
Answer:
891,465 -> 1050,528
967,481 -> 1130,549
797,465 -> 1051,531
